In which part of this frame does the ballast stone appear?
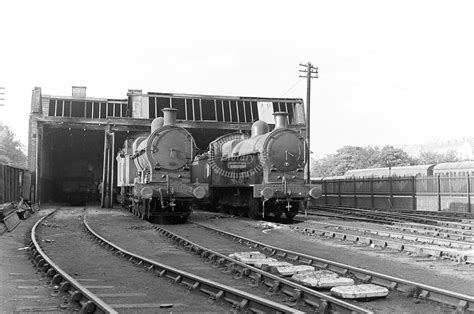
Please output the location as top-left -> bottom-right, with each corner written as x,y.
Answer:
292,270 -> 355,289
330,284 -> 389,299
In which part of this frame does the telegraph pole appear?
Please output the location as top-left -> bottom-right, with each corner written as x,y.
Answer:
299,62 -> 318,184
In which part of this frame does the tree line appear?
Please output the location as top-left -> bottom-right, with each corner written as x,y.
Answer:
311,145 -> 460,177
0,122 -> 27,168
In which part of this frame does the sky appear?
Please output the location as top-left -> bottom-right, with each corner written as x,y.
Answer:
0,0 -> 473,158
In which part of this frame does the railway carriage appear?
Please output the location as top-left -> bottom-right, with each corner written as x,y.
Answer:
344,164 -> 435,178
432,161 -> 474,177
344,162 -> 474,178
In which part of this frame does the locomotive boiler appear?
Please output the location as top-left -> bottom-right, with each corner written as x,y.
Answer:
130,108 -> 208,223
194,112 -> 322,220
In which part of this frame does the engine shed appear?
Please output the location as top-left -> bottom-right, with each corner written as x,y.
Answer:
28,86 -> 307,206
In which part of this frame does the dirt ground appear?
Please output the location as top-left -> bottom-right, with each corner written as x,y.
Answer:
0,207 -> 68,313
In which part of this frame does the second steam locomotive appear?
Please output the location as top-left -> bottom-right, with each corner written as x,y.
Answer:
118,108 -> 208,223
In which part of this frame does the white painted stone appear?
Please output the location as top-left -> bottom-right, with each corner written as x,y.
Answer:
316,277 -> 355,288
254,261 -> 293,269
292,270 -> 338,280
291,270 -> 354,288
239,257 -> 277,265
294,276 -> 355,289
273,265 -> 315,276
330,284 -> 389,299
229,251 -> 267,261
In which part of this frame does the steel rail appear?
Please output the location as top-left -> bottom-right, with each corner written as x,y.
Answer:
298,221 -> 473,249
30,209 -> 117,314
393,221 -> 473,237
300,210 -> 395,224
313,205 -> 474,229
82,212 -> 304,314
380,223 -> 473,241
306,206 -> 473,236
312,206 -> 414,223
193,222 -> 474,313
289,225 -> 473,263
152,225 -> 372,314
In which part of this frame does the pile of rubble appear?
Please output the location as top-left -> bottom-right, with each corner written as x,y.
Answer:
0,199 -> 37,234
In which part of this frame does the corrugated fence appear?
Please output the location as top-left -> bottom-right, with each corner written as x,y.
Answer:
312,176 -> 472,213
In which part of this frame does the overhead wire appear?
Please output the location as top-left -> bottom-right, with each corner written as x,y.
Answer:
279,78 -> 303,98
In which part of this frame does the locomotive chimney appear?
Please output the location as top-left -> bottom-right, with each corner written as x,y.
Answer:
273,112 -> 289,129
151,117 -> 164,133
162,108 -> 178,126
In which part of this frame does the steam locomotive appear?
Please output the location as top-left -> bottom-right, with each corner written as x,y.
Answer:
117,108 -> 322,223
118,108 -> 208,223
193,112 -> 322,220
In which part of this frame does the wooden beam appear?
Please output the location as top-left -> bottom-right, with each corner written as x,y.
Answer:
34,116 -> 305,133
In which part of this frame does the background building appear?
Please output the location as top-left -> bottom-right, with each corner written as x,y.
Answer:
28,86 -> 307,205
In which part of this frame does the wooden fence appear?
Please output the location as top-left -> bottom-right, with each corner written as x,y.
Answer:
0,164 -> 35,204
312,176 -> 473,213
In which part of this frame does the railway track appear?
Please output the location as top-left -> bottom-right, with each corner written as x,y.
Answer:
302,209 -> 473,241
20,206 -> 474,313
31,207 -> 302,313
184,218 -> 474,313
311,205 -> 474,229
303,209 -> 399,224
0,207 -> 71,313
86,208 -> 370,313
290,221 -> 474,263
87,207 -> 469,313
298,206 -> 474,262
28,207 -> 116,313
390,221 -> 473,240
